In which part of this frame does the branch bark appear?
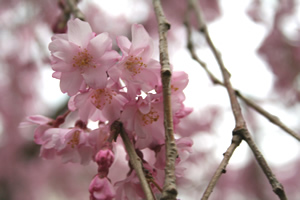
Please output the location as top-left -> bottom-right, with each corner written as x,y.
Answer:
111,121 -> 154,200
201,135 -> 242,200
187,0 -> 288,199
153,0 -> 178,199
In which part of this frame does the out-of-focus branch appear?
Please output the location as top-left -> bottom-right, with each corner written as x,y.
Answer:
153,0 -> 178,199
55,0 -> 85,32
187,0 -> 288,199
66,0 -> 85,20
111,121 -> 154,200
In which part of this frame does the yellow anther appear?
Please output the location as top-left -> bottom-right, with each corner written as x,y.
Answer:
72,48 -> 95,72
171,85 -> 179,92
68,130 -> 80,148
125,56 -> 147,75
91,89 -> 116,109
141,107 -> 159,126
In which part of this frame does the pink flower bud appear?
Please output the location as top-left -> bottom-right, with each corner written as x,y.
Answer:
95,149 -> 114,176
89,176 -> 115,200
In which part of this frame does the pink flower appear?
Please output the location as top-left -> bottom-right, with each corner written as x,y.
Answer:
114,171 -> 146,200
108,24 -> 161,98
156,71 -> 193,125
115,162 -> 162,200
68,80 -> 128,123
89,176 -> 115,200
154,137 -> 193,178
38,127 -> 101,165
57,128 -> 95,165
121,86 -> 192,149
120,94 -> 165,149
23,115 -> 54,145
49,18 -> 120,96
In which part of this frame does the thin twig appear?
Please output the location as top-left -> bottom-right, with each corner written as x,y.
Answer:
111,121 -> 154,200
184,6 -> 243,200
185,17 -> 300,141
236,91 -> 300,141
241,129 -> 288,200
187,0 -> 288,199
201,135 -> 242,200
153,0 -> 178,199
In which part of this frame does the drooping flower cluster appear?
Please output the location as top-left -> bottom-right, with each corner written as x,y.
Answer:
27,18 -> 193,199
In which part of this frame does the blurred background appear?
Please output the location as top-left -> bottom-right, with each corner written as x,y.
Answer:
0,0 -> 300,199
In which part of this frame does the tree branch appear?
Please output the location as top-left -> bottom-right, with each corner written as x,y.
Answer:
187,0 -> 288,199
238,129 -> 288,200
111,121 -> 154,200
185,16 -> 300,141
236,91 -> 300,141
201,135 -> 242,200
152,0 -> 178,199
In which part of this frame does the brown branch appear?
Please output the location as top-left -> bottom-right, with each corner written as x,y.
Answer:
187,0 -> 288,199
185,8 -> 243,200
239,129 -> 288,200
236,91 -> 300,141
201,135 -> 242,200
153,0 -> 178,199
111,121 -> 154,200
185,16 -> 300,142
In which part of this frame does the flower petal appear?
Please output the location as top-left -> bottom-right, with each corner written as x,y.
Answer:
27,115 -> 52,125
49,38 -> 78,63
82,66 -> 108,89
117,36 -> 131,55
60,71 -> 83,96
67,19 -> 94,47
88,32 -> 112,61
131,24 -> 153,58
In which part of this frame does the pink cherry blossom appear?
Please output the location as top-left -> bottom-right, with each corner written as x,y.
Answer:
108,24 -> 161,99
120,94 -> 165,149
69,80 -> 128,123
89,176 -> 116,200
154,137 -> 193,171
37,126 -> 101,165
115,161 -> 163,200
23,115 -> 54,145
114,171 -> 147,200
49,18 -> 120,96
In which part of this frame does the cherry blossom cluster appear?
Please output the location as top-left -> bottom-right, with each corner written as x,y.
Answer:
27,18 -> 193,199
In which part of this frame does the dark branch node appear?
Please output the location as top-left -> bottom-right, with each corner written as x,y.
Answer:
162,69 -> 172,77
232,128 -> 247,139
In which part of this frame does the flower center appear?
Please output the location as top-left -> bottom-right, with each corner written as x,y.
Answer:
91,89 -> 116,109
125,55 -> 147,75
72,47 -> 96,73
141,107 -> 159,126
68,130 -> 80,148
171,85 -> 179,92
